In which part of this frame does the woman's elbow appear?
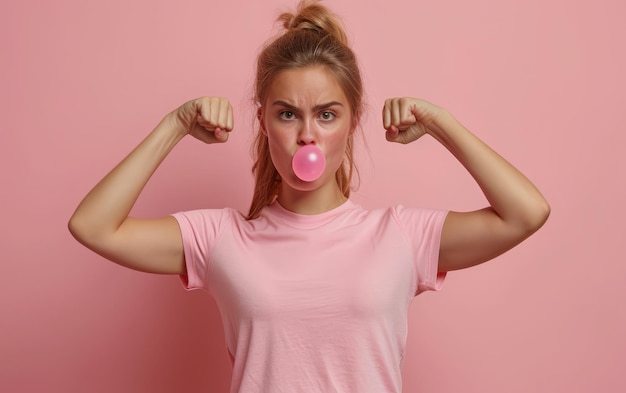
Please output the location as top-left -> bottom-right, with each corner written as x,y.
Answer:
68,215 -> 89,247
67,213 -> 100,248
523,198 -> 551,235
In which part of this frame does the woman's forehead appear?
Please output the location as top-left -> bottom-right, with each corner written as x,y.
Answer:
265,66 -> 349,109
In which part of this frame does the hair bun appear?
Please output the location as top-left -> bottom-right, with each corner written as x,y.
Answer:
277,0 -> 348,45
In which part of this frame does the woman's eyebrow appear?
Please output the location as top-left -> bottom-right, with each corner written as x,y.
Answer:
271,100 -> 344,112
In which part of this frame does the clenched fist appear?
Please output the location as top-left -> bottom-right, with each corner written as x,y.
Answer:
382,97 -> 444,144
169,97 -> 234,144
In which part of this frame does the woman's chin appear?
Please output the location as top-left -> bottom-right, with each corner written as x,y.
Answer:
283,173 -> 329,192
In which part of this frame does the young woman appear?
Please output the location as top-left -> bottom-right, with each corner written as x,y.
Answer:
68,1 -> 550,391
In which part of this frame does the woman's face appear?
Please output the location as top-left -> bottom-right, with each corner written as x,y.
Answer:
260,65 -> 353,193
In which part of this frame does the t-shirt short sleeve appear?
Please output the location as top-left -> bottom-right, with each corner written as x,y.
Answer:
392,205 -> 448,295
171,209 -> 226,291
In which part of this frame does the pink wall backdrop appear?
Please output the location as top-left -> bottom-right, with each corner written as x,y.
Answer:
2,0 -> 624,391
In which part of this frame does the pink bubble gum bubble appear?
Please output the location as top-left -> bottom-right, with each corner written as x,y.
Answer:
292,145 -> 326,182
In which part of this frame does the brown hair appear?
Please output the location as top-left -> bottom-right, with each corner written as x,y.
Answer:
247,0 -> 364,220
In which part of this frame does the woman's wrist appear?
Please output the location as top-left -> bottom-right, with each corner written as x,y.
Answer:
155,111 -> 189,144
426,107 -> 456,140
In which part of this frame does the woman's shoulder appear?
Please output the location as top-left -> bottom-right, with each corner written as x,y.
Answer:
353,202 -> 446,216
171,206 -> 247,228
352,203 -> 449,230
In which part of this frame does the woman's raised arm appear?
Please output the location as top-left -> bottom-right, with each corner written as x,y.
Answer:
383,97 -> 550,272
68,97 -> 233,274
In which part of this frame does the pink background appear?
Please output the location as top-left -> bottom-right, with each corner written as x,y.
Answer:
2,0 -> 624,391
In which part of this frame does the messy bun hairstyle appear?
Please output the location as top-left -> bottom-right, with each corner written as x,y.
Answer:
247,0 -> 363,220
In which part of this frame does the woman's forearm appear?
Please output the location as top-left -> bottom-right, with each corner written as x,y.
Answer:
68,114 -> 185,244
68,97 -> 232,273
430,110 -> 550,233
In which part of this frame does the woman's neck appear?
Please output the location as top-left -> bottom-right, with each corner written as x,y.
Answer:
277,181 -> 347,215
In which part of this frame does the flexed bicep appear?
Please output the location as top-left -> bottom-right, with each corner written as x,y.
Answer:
438,209 -> 534,272
107,216 -> 186,274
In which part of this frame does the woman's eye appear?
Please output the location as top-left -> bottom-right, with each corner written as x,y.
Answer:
280,111 -> 295,120
319,111 -> 335,121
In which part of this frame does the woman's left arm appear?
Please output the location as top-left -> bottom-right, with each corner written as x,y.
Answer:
383,97 -> 551,272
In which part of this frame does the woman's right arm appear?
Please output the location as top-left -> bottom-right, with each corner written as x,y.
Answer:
68,97 -> 233,274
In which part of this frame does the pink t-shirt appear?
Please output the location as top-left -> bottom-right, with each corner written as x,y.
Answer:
172,200 -> 447,393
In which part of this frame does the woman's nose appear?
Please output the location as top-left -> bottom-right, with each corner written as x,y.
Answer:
297,119 -> 317,145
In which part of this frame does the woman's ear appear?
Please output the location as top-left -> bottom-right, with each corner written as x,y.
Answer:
350,117 -> 358,135
257,107 -> 267,136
